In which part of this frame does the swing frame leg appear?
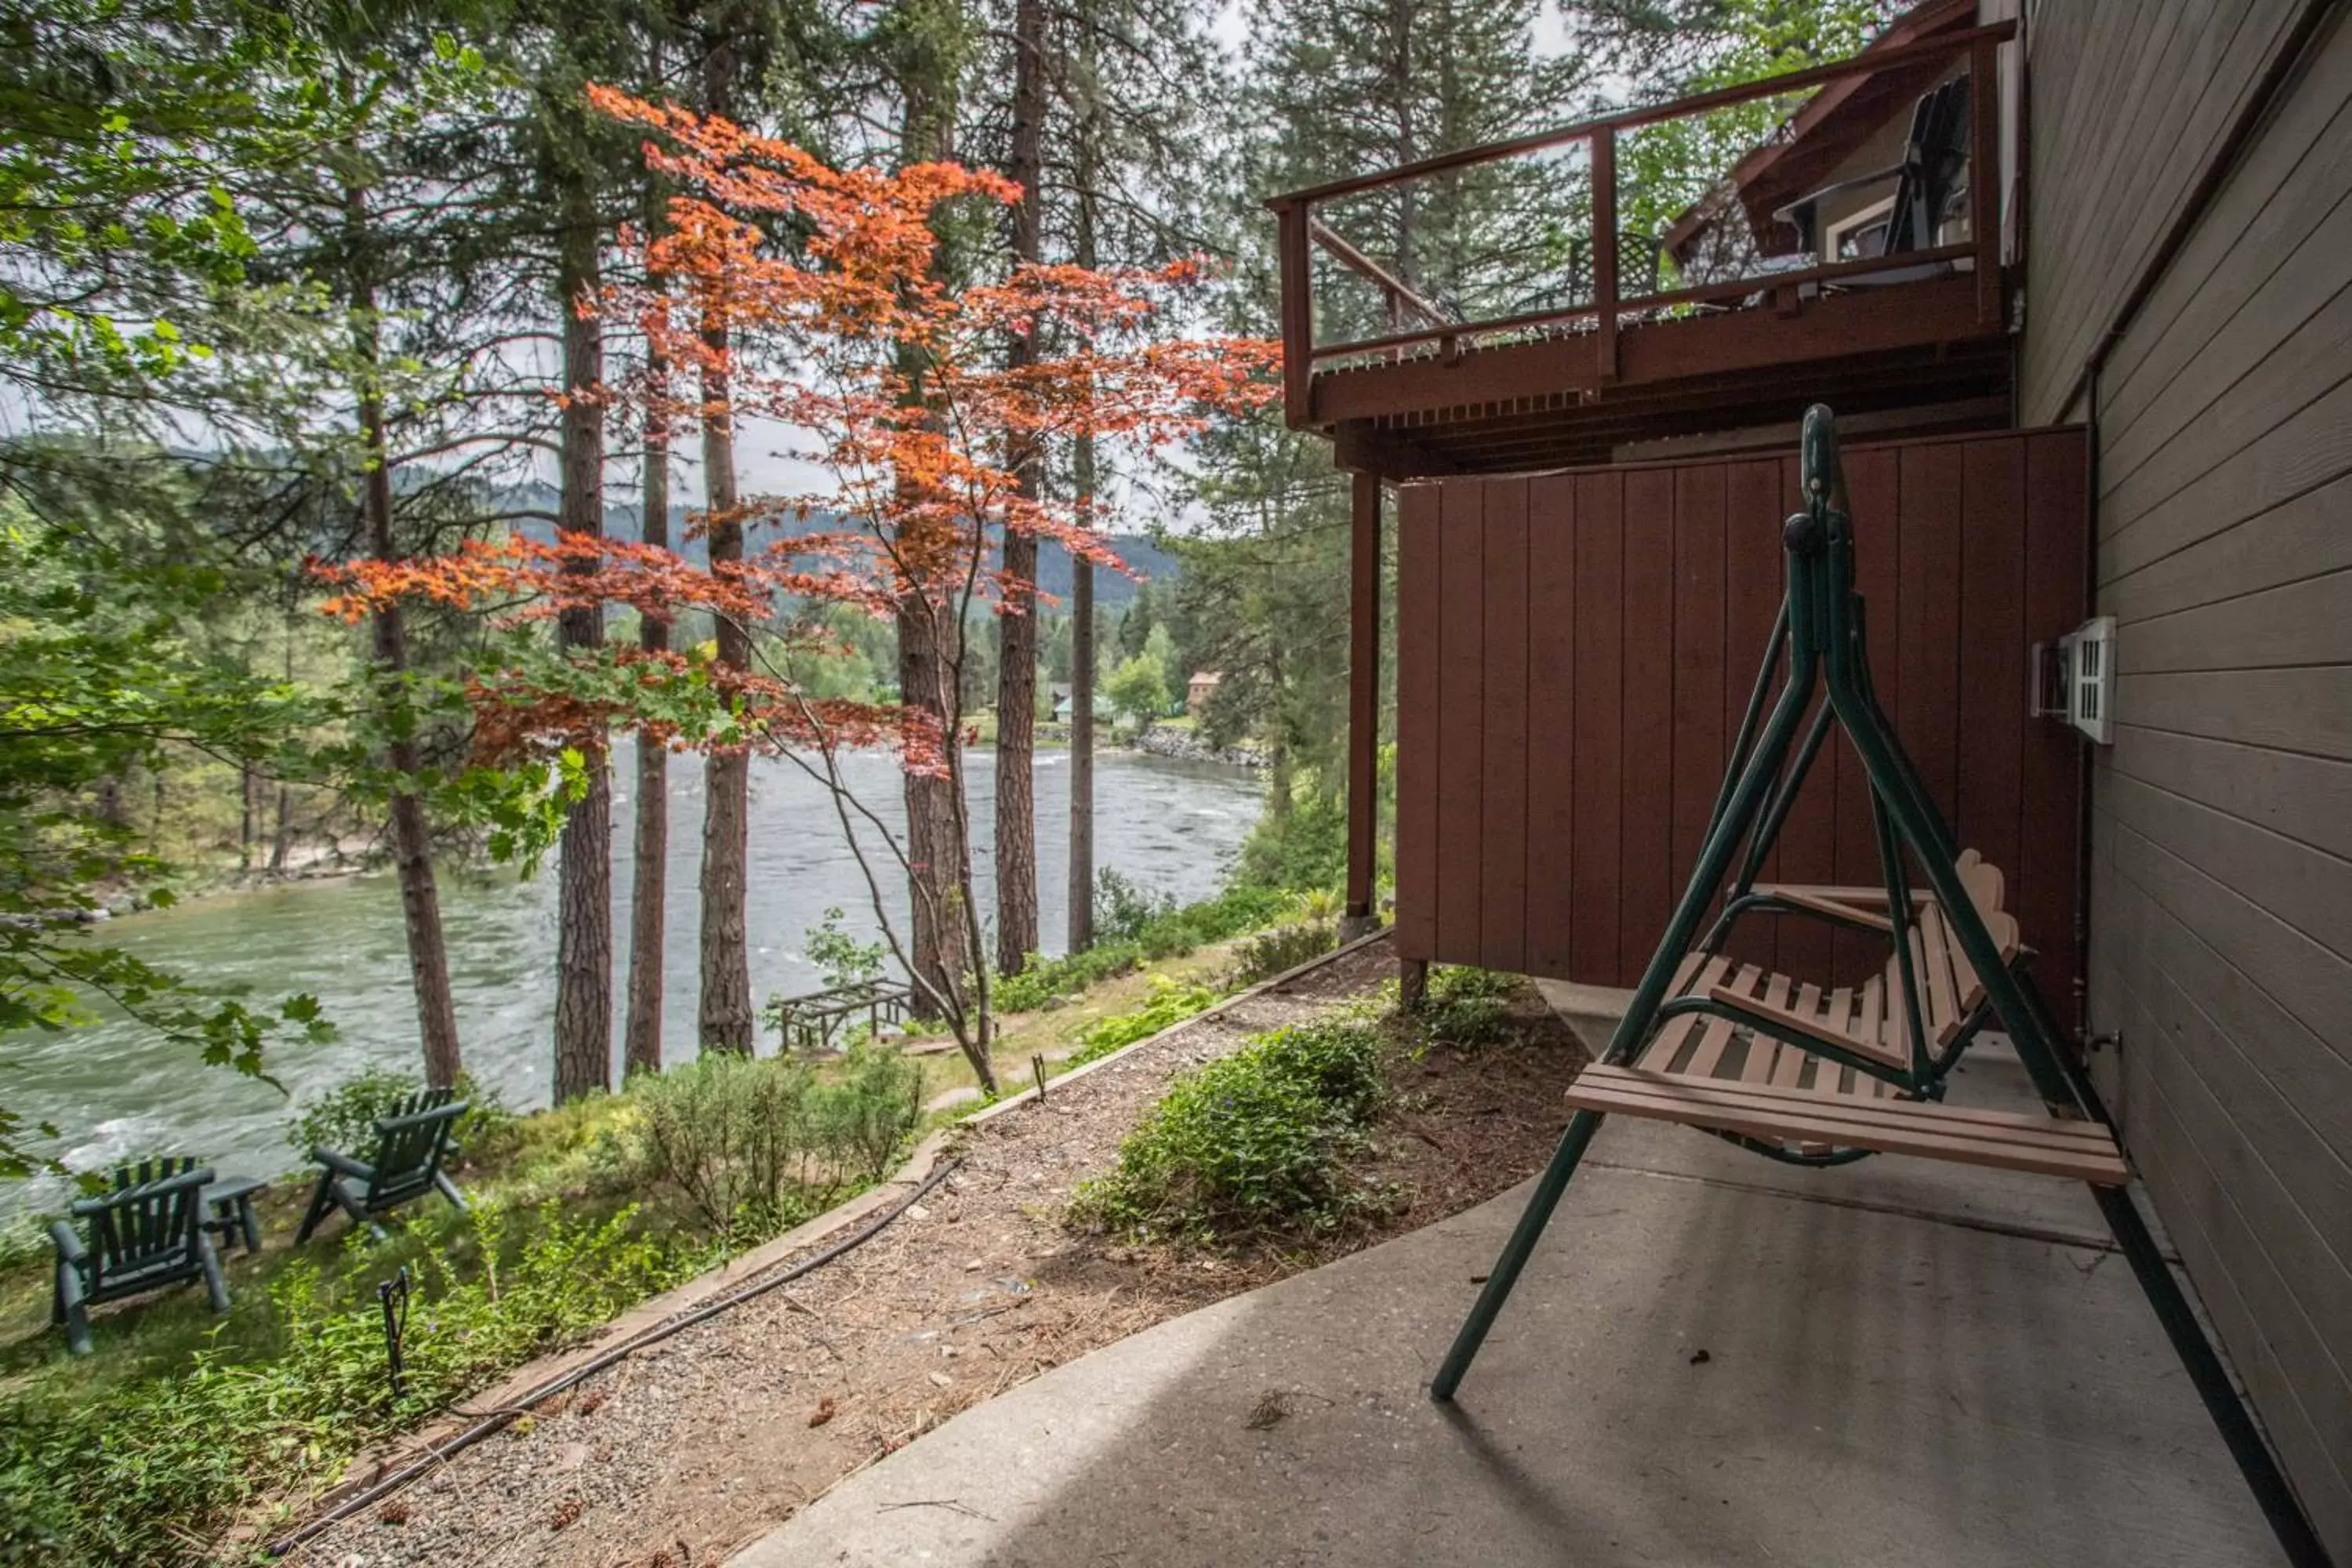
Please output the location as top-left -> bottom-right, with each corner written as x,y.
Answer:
2088,1180 -> 2329,1567
1431,1108 -> 1605,1401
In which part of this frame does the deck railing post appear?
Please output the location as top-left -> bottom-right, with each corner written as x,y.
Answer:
1345,470 -> 1383,936
1971,34 -> 2002,326
1275,199 -> 1314,426
1592,128 -> 1618,383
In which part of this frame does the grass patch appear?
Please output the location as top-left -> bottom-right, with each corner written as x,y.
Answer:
990,881 -> 1295,1014
1065,975 -> 1220,1069
1068,1014 -> 1388,1247
0,1046 -> 927,1566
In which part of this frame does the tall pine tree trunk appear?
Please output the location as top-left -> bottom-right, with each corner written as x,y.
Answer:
238,765 -> 256,872
350,184 -> 463,1091
1065,80 -> 1102,953
697,31 -> 756,1055
625,334 -> 670,1077
993,0 -> 1047,976
553,192 -> 614,1102
894,22 -> 976,1043
697,320 -> 755,1053
1067,437 -> 1097,952
901,597 -> 973,1027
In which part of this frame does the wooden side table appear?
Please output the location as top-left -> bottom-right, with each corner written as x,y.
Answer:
202,1174 -> 266,1257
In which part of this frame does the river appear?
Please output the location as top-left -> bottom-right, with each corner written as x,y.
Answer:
9,745 -> 1261,1209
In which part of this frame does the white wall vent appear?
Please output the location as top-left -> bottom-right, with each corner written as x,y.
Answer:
2061,616 -> 2114,745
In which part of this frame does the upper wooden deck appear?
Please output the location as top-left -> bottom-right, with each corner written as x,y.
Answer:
1268,12 -> 2016,478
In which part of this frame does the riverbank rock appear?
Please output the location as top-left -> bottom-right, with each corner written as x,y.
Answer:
1134,723 -> 1268,769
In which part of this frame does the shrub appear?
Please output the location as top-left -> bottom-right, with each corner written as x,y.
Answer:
1068,975 -> 1219,1067
803,906 -> 886,989
992,938 -> 1143,1014
811,1040 -> 925,1184
627,1052 -> 820,1236
1069,1018 -> 1385,1245
1416,964 -> 1520,1047
1233,787 -> 1347,895
1229,918 -> 1338,986
285,1065 -> 515,1165
1094,867 -> 1174,944
627,1045 -> 924,1234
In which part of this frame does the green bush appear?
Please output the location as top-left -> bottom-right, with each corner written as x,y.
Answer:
1093,867 -> 1174,944
0,1200 -> 711,1567
285,1065 -> 516,1165
628,1045 -> 924,1235
812,1040 -> 926,1184
1069,1018 -> 1385,1245
1416,964 -> 1520,1047
993,938 -> 1143,1013
628,1051 -> 822,1236
1229,918 -> 1338,986
1068,975 -> 1219,1067
1233,788 -> 1348,895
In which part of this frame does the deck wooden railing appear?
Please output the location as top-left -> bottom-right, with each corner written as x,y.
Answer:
1266,19 -> 2013,426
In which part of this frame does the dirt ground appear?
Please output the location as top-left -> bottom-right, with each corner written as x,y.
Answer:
284,941 -> 1588,1568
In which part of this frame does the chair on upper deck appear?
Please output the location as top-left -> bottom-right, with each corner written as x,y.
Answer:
1774,74 -> 1973,281
50,1158 -> 228,1355
294,1087 -> 470,1243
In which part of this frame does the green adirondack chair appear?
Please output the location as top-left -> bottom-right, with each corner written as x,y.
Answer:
294,1087 -> 470,1243
50,1158 -> 229,1356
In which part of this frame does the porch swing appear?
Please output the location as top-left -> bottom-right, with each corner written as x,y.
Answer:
1428,407 -> 2327,1568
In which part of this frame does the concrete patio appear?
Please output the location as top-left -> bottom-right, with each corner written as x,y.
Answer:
737,985 -> 2285,1567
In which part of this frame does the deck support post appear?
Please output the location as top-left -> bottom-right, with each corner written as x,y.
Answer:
1343,469 -> 1384,941
1273,199 -> 1313,428
1971,35 -> 2002,327
1592,128 -> 1618,383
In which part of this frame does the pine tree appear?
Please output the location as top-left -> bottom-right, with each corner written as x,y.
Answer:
879,0 -> 982,1025
1041,0 -> 1229,953
989,0 -> 1048,978
520,1 -> 642,1102
694,9 -> 758,1054
1176,0 -> 1590,821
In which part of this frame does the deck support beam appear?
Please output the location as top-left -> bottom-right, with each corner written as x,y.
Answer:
1344,470 -> 1383,938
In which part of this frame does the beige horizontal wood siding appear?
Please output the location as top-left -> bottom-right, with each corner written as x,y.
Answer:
2019,0 -> 2308,424
2026,2 -> 2352,1554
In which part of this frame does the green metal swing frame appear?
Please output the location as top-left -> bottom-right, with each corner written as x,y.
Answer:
1426,405 -> 2327,1568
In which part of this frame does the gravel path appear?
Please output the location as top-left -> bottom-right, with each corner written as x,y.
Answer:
289,941 -> 1398,1568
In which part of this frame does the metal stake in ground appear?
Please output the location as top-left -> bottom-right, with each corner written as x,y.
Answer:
378,1267 -> 412,1401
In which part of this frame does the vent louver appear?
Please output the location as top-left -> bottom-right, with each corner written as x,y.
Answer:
2061,617 -> 2114,745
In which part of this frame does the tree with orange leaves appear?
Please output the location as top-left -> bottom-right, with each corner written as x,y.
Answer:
321,89 -> 1276,1088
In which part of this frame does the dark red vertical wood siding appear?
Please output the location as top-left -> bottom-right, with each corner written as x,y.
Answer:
1393,427 -> 2089,995
1569,475 -> 1625,984
1524,475 -> 1577,978
1393,483 -> 1442,962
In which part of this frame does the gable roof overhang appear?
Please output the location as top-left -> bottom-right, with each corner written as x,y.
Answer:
1661,0 -> 1978,265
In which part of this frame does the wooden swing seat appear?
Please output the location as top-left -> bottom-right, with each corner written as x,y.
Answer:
1564,1063 -> 2127,1183
1669,848 -> 2021,1075
1562,848 -> 2122,1178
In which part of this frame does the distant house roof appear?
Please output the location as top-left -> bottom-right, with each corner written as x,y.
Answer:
1662,0 -> 1977,266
